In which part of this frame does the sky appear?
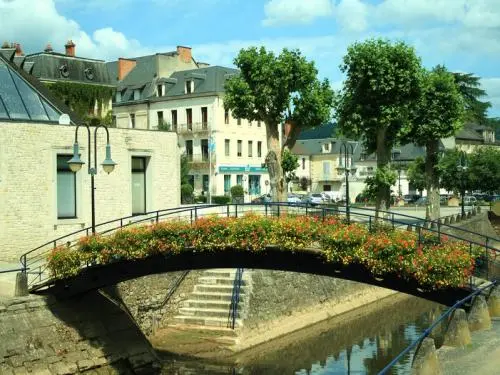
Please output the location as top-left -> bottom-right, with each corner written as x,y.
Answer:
1,0 -> 500,117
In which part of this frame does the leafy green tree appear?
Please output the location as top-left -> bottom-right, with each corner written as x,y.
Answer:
281,149 -> 299,192
438,149 -> 472,199
224,47 -> 334,201
485,117 -> 500,139
404,66 -> 464,220
180,153 -> 190,186
406,157 -> 427,195
334,38 -> 422,216
468,147 -> 500,194
452,72 -> 491,124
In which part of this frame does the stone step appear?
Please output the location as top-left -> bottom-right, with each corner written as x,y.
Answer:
167,323 -> 239,337
181,300 -> 236,309
194,284 -> 247,294
203,270 -> 248,278
197,276 -> 250,286
178,307 -> 244,318
173,316 -> 243,328
189,292 -> 247,302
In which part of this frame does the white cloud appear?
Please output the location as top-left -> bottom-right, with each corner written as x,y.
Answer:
262,0 -> 334,26
481,78 -> 500,116
335,0 -> 368,33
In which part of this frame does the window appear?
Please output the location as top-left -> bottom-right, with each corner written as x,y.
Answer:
131,157 -> 147,215
57,155 -> 76,219
185,80 -> 193,94
157,84 -> 163,97
257,141 -> 262,158
323,143 -> 330,152
188,175 -> 195,189
202,174 -> 209,192
157,111 -> 163,127
236,175 -> 243,186
248,141 -> 253,157
237,140 -> 242,157
112,115 -> 117,127
130,113 -> 135,129
224,175 -> 231,194
201,107 -> 208,128
257,120 -> 261,127
185,140 -> 193,160
225,139 -> 230,156
249,175 -> 261,195
115,91 -> 121,102
186,108 -> 192,130
133,89 -> 141,101
224,109 -> 229,124
171,110 -> 178,130
237,118 -> 241,126
302,157 -> 306,170
201,139 -> 209,161
323,185 -> 331,191
323,161 -> 330,176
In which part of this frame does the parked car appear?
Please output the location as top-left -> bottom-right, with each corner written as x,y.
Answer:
463,196 -> 477,206
302,193 -> 324,206
287,194 -> 302,204
403,194 -> 421,204
251,194 -> 272,204
415,196 -> 428,206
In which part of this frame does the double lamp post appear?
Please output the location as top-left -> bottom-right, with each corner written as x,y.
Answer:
337,142 -> 357,223
67,124 -> 117,235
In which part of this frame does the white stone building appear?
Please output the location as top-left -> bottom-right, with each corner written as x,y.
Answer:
0,48 -> 179,262
109,47 -> 269,202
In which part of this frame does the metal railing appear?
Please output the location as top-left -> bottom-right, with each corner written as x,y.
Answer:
19,203 -> 500,292
176,122 -> 210,134
377,280 -> 498,375
228,268 -> 244,329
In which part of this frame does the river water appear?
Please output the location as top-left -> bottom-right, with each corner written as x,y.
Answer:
159,295 -> 446,374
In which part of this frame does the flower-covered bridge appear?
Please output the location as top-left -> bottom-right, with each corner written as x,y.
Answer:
20,204 -> 500,305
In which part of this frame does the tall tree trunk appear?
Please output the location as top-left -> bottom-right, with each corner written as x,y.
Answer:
375,127 -> 391,219
265,124 -> 286,202
425,140 -> 440,221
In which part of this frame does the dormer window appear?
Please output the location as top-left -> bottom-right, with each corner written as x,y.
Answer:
185,80 -> 193,94
84,68 -> 94,80
157,84 -> 163,97
116,91 -> 122,103
59,64 -> 69,78
322,143 -> 330,153
133,89 -> 141,101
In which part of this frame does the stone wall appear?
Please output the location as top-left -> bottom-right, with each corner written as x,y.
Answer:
0,291 -> 160,374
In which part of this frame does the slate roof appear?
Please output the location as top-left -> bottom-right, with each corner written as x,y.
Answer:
0,48 -> 81,124
455,127 -> 484,141
24,52 -> 113,86
115,65 -> 239,105
297,122 -> 337,140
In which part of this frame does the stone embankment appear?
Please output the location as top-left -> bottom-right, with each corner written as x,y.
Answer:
0,291 -> 160,374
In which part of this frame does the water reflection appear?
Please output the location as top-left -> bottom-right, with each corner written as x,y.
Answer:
160,296 -> 443,375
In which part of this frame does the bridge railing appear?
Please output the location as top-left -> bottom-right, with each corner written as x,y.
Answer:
19,203 -> 500,291
377,280 -> 498,375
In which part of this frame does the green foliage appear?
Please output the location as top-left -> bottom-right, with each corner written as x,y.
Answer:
180,154 -> 190,186
101,111 -> 114,127
195,195 -> 207,203
230,185 -> 244,197
158,120 -> 171,132
48,215 -> 477,289
486,117 -> 500,139
404,66 -> 464,144
44,81 -> 114,119
468,147 -> 500,194
299,177 -> 311,191
452,72 -> 491,124
281,149 -> 299,183
438,150 -> 472,194
181,183 -> 193,204
334,38 -> 423,154
366,166 -> 397,191
212,195 -> 231,204
407,157 -> 427,193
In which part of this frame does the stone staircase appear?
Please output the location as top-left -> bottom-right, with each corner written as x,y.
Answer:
173,268 -> 252,330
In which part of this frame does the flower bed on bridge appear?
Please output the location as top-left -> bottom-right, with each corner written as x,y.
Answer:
47,214 -> 479,290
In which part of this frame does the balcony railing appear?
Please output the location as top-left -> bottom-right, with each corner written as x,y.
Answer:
358,170 -> 375,177
176,122 -> 210,134
185,153 -> 215,166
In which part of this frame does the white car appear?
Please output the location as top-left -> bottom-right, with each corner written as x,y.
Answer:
303,193 -> 324,206
287,194 -> 302,204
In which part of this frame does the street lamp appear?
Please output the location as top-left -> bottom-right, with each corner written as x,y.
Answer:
68,124 -> 117,235
457,150 -> 468,217
337,142 -> 357,223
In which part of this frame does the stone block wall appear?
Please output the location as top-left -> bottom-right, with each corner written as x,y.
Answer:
0,292 -> 160,374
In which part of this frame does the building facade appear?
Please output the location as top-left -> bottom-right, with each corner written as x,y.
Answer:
110,47 -> 269,202
0,48 -> 179,262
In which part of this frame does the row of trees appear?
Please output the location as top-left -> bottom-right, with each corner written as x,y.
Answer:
223,39 -> 493,220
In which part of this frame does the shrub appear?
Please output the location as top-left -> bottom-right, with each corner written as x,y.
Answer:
230,185 -> 244,197
181,184 -> 193,204
157,120 -> 171,131
212,195 -> 231,204
195,195 -> 207,203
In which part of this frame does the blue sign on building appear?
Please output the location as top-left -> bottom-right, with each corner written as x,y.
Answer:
219,165 -> 268,173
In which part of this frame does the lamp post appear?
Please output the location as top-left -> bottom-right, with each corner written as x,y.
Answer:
337,142 -> 356,223
67,124 -> 117,235
457,150 -> 468,217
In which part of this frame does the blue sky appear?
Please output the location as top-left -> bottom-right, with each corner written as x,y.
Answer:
1,0 -> 499,116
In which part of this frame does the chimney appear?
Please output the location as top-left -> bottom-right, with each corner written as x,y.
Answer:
44,42 -> 53,53
177,46 -> 192,63
117,57 -> 137,81
15,43 -> 24,56
65,40 -> 76,57
1,41 -> 10,48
